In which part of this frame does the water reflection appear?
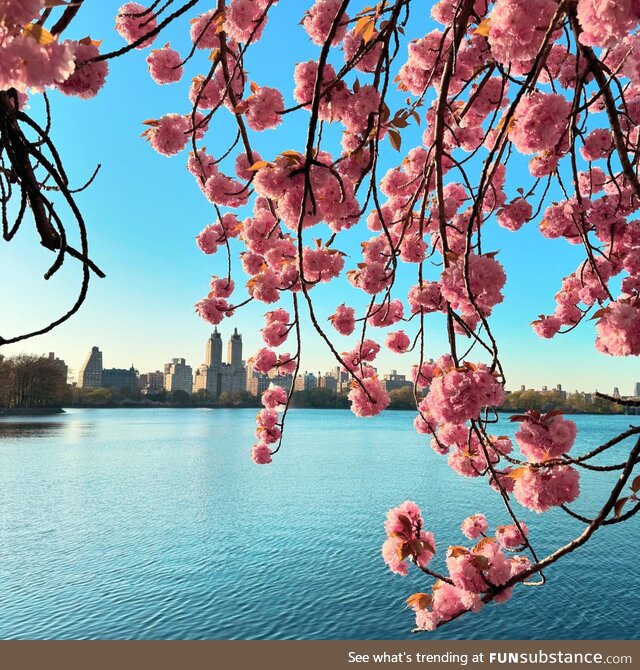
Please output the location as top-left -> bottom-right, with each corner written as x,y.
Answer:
0,421 -> 65,438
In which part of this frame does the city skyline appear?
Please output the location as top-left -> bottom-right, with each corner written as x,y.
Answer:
18,328 -> 640,399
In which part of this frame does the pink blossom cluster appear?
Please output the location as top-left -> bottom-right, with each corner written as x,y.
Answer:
302,0 -> 350,46
460,514 -> 488,540
0,3 -> 77,93
497,198 -> 532,232
143,114 -> 190,157
513,465 -> 580,513
57,40 -> 109,100
440,253 -> 507,322
424,358 -> 505,425
147,45 -> 183,84
248,347 -> 295,376
487,0 -> 558,74
348,370 -> 390,418
381,501 -> 436,576
495,522 -> 529,550
225,0 -> 275,44
261,308 -> 291,347
531,184 -> 640,346
368,299 -> 404,327
251,383 -> 288,465
596,299 -> 640,356
195,213 -> 240,255
252,151 -> 360,233
389,505 -> 532,631
329,304 -> 355,336
577,0 -> 640,48
514,411 -> 578,462
509,92 -> 571,156
386,330 -> 411,354
115,2 -> 157,48
239,86 -> 284,131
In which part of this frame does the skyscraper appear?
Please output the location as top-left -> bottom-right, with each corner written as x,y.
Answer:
164,358 -> 193,393
635,382 -> 640,398
227,328 -> 243,371
78,346 -> 103,389
205,328 -> 223,367
193,329 -> 247,397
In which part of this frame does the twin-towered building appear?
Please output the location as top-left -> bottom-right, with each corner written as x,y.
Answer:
193,328 -> 247,397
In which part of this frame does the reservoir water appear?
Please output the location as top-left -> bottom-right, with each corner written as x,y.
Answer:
0,408 -> 637,639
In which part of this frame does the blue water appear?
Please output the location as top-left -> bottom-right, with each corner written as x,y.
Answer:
0,408 -> 637,640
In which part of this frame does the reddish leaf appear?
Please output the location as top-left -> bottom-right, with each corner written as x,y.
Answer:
396,514 -> 414,536
614,497 -> 629,518
405,593 -> 432,610
388,129 -> 402,151
474,555 -> 490,571
473,537 -> 495,553
448,545 -> 469,558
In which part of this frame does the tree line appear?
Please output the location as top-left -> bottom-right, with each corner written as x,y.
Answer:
0,355 -> 67,408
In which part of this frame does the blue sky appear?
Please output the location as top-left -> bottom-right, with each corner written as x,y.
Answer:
0,1 -> 637,394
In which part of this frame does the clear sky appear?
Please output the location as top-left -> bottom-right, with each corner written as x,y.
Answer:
0,1 -> 637,394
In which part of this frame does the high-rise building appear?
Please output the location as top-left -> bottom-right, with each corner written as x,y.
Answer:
78,346 -> 103,389
634,382 -> 640,398
227,328 -> 243,371
318,373 -> 337,392
139,371 -> 164,394
380,370 -> 412,393
164,358 -> 193,393
327,366 -> 351,393
193,329 -> 247,397
246,367 -> 293,397
205,328 -> 223,367
293,371 -> 318,392
102,366 -> 138,390
246,365 -> 272,397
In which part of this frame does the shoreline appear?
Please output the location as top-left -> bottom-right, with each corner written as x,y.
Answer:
5,405 -> 629,417
0,407 -> 65,416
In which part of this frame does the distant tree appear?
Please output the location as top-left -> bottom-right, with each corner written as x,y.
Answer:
169,389 -> 192,405
292,387 -> 349,408
0,354 -> 66,407
218,390 -> 257,407
194,388 -> 213,402
80,387 -> 113,406
388,386 -> 416,410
